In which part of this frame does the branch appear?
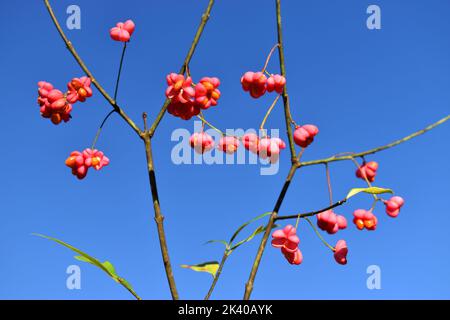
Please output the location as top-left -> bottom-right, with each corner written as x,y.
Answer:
43,0 -> 142,138
275,199 -> 347,221
299,114 -> 450,167
204,251 -> 229,300
244,164 -> 298,300
148,0 -> 216,137
143,127 -> 179,299
275,0 -> 297,163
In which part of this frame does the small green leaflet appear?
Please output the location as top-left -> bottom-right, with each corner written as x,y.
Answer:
181,261 -> 220,278
230,224 -> 268,251
345,187 -> 393,200
228,211 -> 271,244
33,233 -> 140,299
204,239 -> 229,248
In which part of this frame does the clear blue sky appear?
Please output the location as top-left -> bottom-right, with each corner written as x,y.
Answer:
0,0 -> 449,300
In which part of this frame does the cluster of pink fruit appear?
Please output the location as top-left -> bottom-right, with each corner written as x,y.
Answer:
65,149 -> 110,180
271,225 -> 303,265
166,74 -> 221,120
241,72 -> 286,98
271,161 -> 405,266
271,225 -> 349,265
37,77 -> 93,125
187,124 -> 319,162
188,131 -> 288,163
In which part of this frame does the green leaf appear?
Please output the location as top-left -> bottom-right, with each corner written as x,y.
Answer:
204,240 -> 229,248
101,261 -> 117,277
229,212 -> 271,244
181,261 -> 220,278
34,234 -> 114,277
230,225 -> 264,251
34,233 -> 139,298
345,187 -> 393,200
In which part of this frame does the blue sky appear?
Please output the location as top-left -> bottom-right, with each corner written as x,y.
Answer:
0,0 -> 449,300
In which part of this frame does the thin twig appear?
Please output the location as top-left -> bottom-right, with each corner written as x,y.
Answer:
275,0 -> 297,163
91,110 -> 116,150
304,217 -> 334,251
261,43 -> 280,73
299,114 -> 450,167
260,95 -> 281,132
204,251 -> 229,300
276,199 -> 347,221
325,163 -> 333,205
197,114 -> 227,136
114,42 -> 127,101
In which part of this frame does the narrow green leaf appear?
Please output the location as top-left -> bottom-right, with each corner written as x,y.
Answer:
74,256 -> 117,277
229,212 -> 271,244
345,187 -> 393,200
230,225 -> 265,251
204,240 -> 229,248
181,261 -> 220,278
229,223 -> 278,252
74,255 -> 92,264
34,234 -> 138,298
34,234 -> 112,276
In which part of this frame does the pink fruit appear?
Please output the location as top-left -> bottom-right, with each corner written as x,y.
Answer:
195,77 -> 221,109
65,148 -> 110,179
240,71 -> 267,98
293,125 -> 319,148
317,210 -> 347,234
258,137 -> 280,157
384,196 -> 405,218
353,209 -> 378,231
218,136 -> 240,154
65,151 -> 88,179
271,137 -> 286,150
242,133 -> 260,154
66,77 -> 93,103
266,74 -> 286,94
334,240 -> 348,265
110,20 -> 135,42
356,161 -> 378,183
271,225 -> 300,253
167,99 -> 200,120
82,149 -> 110,170
190,132 -> 214,154
282,247 -> 303,265
37,81 -> 72,125
165,73 -> 195,104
